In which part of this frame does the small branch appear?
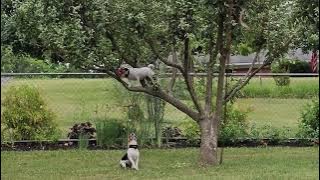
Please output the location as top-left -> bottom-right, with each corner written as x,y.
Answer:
146,38 -> 185,73
239,8 -> 249,29
223,36 -> 294,104
224,49 -> 261,100
223,62 -> 268,104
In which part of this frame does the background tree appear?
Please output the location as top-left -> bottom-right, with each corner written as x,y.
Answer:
291,0 -> 319,53
1,0 -> 298,166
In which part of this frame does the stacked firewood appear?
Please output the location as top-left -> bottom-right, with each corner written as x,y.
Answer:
67,122 -> 96,139
162,126 -> 183,138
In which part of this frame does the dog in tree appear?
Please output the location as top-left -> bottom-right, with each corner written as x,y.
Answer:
116,64 -> 156,87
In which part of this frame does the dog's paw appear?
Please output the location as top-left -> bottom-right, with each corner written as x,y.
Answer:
152,84 -> 160,91
120,160 -> 126,168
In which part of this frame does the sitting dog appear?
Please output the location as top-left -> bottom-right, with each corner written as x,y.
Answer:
116,64 -> 156,87
120,133 -> 140,170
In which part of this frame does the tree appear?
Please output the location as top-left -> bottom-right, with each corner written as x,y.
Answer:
1,0 -> 296,165
291,0 -> 319,52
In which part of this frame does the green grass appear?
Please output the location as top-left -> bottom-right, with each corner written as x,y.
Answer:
1,78 -> 318,137
1,147 -> 318,180
235,98 -> 310,131
1,78 -> 126,133
241,77 -> 319,98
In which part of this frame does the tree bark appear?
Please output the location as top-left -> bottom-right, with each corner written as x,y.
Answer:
199,115 -> 219,166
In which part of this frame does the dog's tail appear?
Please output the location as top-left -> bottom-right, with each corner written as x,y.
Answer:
147,64 -> 155,69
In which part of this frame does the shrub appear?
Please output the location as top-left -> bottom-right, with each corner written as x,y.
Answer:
237,43 -> 253,56
219,104 -> 250,141
297,99 -> 319,138
1,85 -> 60,140
288,59 -> 312,73
95,118 -> 126,148
271,58 -> 291,86
180,120 -> 201,145
248,124 -> 294,139
1,45 -> 72,74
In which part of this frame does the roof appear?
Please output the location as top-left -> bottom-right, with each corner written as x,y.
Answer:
167,48 -> 316,66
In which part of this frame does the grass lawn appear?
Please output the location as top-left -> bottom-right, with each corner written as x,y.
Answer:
1,78 -> 317,136
1,147 -> 318,180
235,98 -> 310,131
241,77 -> 319,98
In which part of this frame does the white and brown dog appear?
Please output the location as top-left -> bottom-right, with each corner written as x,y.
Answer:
116,64 -> 156,88
120,133 -> 140,170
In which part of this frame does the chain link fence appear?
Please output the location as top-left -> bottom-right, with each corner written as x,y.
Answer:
1,73 -> 319,142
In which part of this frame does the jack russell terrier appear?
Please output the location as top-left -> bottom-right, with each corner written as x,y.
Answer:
120,133 -> 140,170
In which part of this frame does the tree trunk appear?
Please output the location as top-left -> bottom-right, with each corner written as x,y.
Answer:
199,115 -> 219,166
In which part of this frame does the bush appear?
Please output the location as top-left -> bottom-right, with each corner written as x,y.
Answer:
95,118 -> 126,148
248,124 -> 294,140
271,58 -> 291,86
297,99 -> 319,138
288,60 -> 312,73
180,120 -> 201,145
219,104 -> 250,141
1,85 -> 60,140
1,45 -> 70,73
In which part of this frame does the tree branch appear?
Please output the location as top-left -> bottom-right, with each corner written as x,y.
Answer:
214,0 -> 233,124
88,65 -> 200,121
223,49 -> 261,102
223,36 -> 294,104
223,62 -> 268,104
182,35 -> 204,114
145,37 -> 204,114
145,38 -> 185,73
205,13 -> 224,113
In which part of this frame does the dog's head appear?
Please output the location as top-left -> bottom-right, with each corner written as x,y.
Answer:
128,133 -> 137,142
116,67 -> 129,77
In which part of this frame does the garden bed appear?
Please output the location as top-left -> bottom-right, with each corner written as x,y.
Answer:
1,138 -> 318,151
